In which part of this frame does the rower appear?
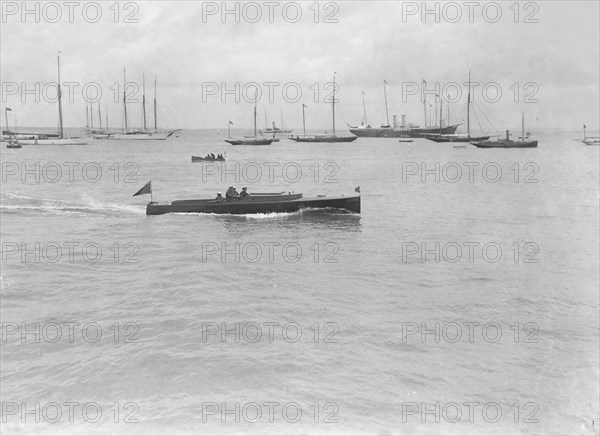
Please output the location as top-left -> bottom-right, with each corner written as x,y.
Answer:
215,192 -> 223,201
240,187 -> 249,198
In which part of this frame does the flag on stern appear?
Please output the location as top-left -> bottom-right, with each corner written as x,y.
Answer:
133,181 -> 152,197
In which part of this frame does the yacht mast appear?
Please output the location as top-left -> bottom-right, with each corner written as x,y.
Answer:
57,52 -> 64,139
383,79 -> 390,126
467,70 -> 471,137
123,68 -> 128,131
332,73 -> 337,137
142,74 -> 147,130
153,76 -> 158,131
362,91 -> 367,125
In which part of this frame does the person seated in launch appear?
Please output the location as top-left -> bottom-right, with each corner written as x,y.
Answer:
226,186 -> 240,200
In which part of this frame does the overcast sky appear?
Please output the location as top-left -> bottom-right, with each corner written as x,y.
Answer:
1,1 -> 599,132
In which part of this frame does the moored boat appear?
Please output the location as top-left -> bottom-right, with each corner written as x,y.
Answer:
225,137 -> 273,145
105,72 -> 177,141
191,155 -> 225,162
19,136 -> 90,145
424,71 -> 491,143
13,53 -> 90,145
259,109 -> 293,136
471,113 -> 537,148
582,125 -> 600,145
426,134 -> 490,143
225,96 -> 274,146
6,136 -> 21,148
349,79 -> 460,138
289,73 -> 357,143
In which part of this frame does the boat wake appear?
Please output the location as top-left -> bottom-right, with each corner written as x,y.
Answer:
170,207 -> 359,220
1,193 -> 145,217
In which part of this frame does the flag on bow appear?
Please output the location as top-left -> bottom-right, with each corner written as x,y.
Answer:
133,181 -> 152,197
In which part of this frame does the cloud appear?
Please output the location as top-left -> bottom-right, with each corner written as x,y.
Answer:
1,1 -> 598,130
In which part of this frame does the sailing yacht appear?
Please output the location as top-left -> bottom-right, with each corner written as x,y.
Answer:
289,73 -> 357,143
225,95 -> 274,145
425,70 -> 490,143
18,53 -> 90,145
107,72 -> 176,140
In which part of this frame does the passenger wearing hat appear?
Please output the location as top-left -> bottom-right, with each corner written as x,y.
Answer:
240,187 -> 249,198
226,186 -> 240,200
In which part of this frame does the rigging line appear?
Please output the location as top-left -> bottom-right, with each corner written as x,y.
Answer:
471,107 -> 484,133
472,101 -> 499,135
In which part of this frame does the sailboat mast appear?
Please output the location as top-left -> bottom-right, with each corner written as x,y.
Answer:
142,74 -> 147,130
264,108 -> 268,131
4,108 -> 9,134
281,108 -> 284,131
57,52 -> 64,139
522,111 -> 525,140
98,102 -> 102,129
332,73 -> 336,137
105,105 -> 109,130
123,68 -> 128,131
89,102 -> 93,129
86,105 -> 89,131
153,76 -> 157,131
439,96 -> 443,128
254,93 -> 257,138
422,79 -> 427,127
302,104 -> 306,136
362,91 -> 367,125
467,70 -> 471,137
383,80 -> 390,126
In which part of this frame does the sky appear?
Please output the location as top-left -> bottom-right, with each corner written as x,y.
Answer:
1,0 -> 599,132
